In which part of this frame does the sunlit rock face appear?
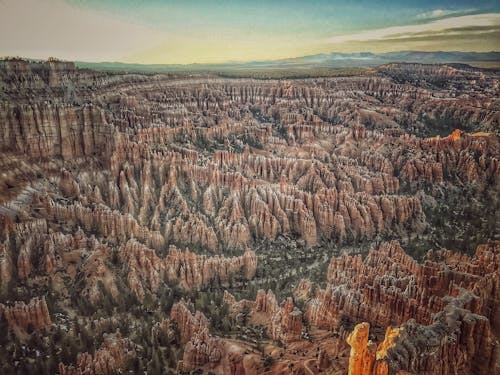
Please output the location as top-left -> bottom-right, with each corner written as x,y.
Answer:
347,323 -> 404,375
0,59 -> 498,374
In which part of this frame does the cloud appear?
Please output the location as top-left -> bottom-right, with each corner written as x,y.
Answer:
0,0 -> 165,61
325,13 -> 500,44
416,8 -> 477,20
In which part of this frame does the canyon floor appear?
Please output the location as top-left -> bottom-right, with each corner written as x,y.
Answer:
0,59 -> 498,375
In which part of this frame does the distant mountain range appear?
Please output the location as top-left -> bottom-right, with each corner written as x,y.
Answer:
76,51 -> 500,72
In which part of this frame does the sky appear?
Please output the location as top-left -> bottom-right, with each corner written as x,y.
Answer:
0,0 -> 499,64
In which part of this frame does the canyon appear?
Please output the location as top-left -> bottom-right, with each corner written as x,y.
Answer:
0,59 -> 498,374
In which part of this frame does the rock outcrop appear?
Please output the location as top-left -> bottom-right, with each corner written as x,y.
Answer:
170,300 -> 267,374
347,322 -> 376,375
348,289 -> 497,375
0,296 -> 51,334
121,239 -> 257,300
347,322 -> 404,375
0,100 -> 114,160
224,289 -> 304,344
58,332 -> 135,375
384,294 -> 496,375
269,298 -> 303,343
170,301 -> 223,372
337,241 -> 499,375
306,241 -> 499,330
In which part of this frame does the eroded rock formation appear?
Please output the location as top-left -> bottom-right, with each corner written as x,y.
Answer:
348,289 -> 497,375
327,240 -> 499,375
0,296 -> 51,334
58,332 -> 135,375
305,241 -> 499,332
121,239 -> 257,300
171,300 -> 262,374
0,59 -> 498,375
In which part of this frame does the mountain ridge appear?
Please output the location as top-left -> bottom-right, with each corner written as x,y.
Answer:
70,51 -> 500,72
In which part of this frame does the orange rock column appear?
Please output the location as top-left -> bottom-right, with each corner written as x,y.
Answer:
347,322 -> 376,375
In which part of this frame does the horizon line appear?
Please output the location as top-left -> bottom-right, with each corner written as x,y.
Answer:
1,50 -> 499,67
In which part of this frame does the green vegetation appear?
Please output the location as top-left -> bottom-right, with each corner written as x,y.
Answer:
214,67 -> 371,80
405,184 -> 499,258
74,60 -> 371,80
